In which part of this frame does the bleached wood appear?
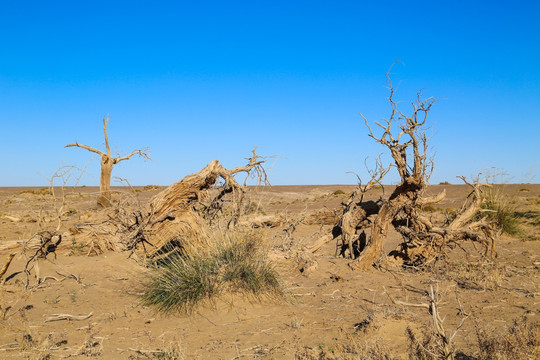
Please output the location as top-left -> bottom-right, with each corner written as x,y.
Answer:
65,115 -> 150,207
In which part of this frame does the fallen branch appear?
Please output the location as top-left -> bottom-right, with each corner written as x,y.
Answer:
384,286 -> 429,309
45,312 -> 93,322
131,147 -> 269,258
0,253 -> 16,283
308,234 -> 334,253
129,348 -> 163,355
1,216 -> 21,223
385,285 -> 468,360
0,342 -> 19,350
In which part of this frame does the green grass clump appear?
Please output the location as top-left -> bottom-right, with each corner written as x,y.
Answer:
141,253 -> 220,314
219,238 -> 282,296
141,232 -> 284,314
481,189 -> 523,237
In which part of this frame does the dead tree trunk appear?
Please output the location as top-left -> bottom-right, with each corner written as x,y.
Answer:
335,159 -> 388,259
316,64 -> 497,271
354,187 -> 412,268
99,156 -> 114,208
65,115 -> 151,208
348,64 -> 436,269
393,177 -> 498,265
125,148 -> 268,258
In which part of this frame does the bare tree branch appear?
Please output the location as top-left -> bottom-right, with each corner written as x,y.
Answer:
65,116 -> 151,207
65,142 -> 105,157
318,64 -> 498,270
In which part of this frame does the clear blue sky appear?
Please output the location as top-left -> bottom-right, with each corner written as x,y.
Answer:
1,0 -> 539,186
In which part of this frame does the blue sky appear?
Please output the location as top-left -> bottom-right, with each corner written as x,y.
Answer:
1,0 -> 539,186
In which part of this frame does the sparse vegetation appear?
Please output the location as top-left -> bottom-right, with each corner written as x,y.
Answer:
129,342 -> 185,359
19,188 -> 51,196
69,289 -> 78,303
0,180 -> 538,358
444,261 -> 507,291
481,188 -> 523,237
0,72 -> 537,360
143,185 -> 163,191
295,336 -> 394,360
141,232 -> 284,314
70,237 -> 86,254
475,316 -> 539,360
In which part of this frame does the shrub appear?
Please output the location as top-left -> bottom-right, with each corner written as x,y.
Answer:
141,232 -> 284,314
141,252 -> 220,314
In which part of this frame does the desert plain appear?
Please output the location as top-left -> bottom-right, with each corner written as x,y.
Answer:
0,183 -> 538,359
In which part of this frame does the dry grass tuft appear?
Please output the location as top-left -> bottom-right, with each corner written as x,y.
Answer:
444,261 -> 507,291
406,326 -> 444,360
475,316 -> 539,360
294,336 -> 395,360
129,342 -> 185,359
75,333 -> 104,357
141,231 -> 285,314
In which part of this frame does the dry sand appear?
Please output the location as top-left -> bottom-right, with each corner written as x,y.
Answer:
0,184 -> 538,359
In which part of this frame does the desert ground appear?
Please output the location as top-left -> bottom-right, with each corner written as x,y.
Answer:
0,184 -> 538,359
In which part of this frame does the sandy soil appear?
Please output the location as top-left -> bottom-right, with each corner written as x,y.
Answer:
0,184 -> 538,359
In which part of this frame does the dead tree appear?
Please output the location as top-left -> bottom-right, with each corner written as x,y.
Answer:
336,158 -> 389,258
65,115 -> 151,207
351,67 -> 438,269
393,176 -> 499,266
121,147 -> 269,258
315,64 -> 498,270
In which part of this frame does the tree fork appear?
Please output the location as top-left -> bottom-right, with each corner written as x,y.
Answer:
65,115 -> 151,208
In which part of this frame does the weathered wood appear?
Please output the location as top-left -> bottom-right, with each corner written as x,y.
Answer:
66,115 -> 150,208
0,253 -> 16,283
322,64 -> 496,270
133,149 -> 267,257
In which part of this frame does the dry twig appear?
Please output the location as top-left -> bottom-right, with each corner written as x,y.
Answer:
45,312 -> 93,322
